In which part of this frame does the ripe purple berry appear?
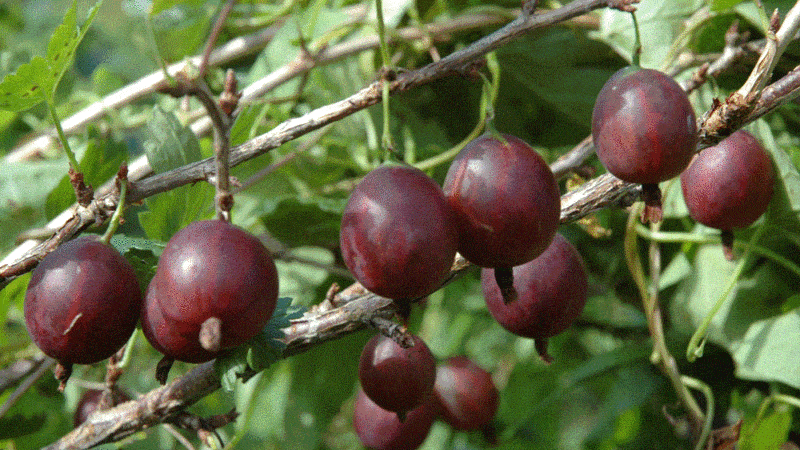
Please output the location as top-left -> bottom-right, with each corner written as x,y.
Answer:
482,233 -> 587,362
359,333 -> 436,416
434,356 -> 499,431
340,165 -> 458,306
680,130 -> 775,259
353,388 -> 437,450
442,134 -> 560,269
592,67 -> 697,222
141,220 -> 279,363
24,236 -> 142,387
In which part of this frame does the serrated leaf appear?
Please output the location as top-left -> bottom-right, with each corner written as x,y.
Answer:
0,0 -> 102,111
143,106 -> 203,174
0,57 -> 51,111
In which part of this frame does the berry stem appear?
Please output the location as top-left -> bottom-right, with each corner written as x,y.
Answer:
199,316 -> 223,352
55,362 -> 73,392
155,356 -> 175,385
625,203 -> 706,433
493,267 -> 518,304
680,376 -> 714,450
534,339 -> 553,364
640,183 -> 663,223
720,229 -> 735,260
413,53 -> 500,171
100,165 -> 129,245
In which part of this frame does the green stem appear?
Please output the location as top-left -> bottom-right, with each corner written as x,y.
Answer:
686,221 -> 768,362
375,0 -> 394,159
630,11 -> 642,67
48,101 -> 80,171
413,52 -> 500,171
681,376 -> 714,450
100,174 -> 128,244
636,226 -> 800,280
116,329 -> 138,369
625,204 -> 706,430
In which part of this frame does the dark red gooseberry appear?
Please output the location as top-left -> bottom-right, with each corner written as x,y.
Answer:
442,134 -> 561,269
434,356 -> 499,431
74,388 -> 131,427
141,220 -> 279,363
680,130 -> 774,231
482,233 -> 587,362
592,67 -> 697,185
353,388 -> 438,450
340,164 -> 458,304
359,334 -> 436,415
24,236 -> 142,375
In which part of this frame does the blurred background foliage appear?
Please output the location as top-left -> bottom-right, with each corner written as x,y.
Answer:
1,0 -> 800,449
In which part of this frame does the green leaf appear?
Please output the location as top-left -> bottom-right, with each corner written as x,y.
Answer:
109,235 -> 163,295
0,159 -> 68,208
139,106 -> 211,241
0,0 -> 102,111
739,408 -> 792,450
261,197 -> 345,248
143,106 -> 204,174
592,0 -> 704,69
215,297 -> 306,391
45,129 -> 128,220
711,0 -> 746,11
149,0 -> 205,16
670,244 -> 800,387
138,182 -> 213,243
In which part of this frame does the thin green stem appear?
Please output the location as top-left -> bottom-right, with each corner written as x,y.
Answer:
630,11 -> 642,67
48,101 -> 80,170
100,174 -> 128,244
681,376 -> 714,450
375,0 -> 394,158
625,204 -> 706,431
116,329 -> 138,370
636,226 -> 800,280
686,221 -> 768,362
413,52 -> 500,171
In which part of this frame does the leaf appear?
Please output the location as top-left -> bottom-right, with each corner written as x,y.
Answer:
711,0 -> 746,11
592,0 -> 704,69
261,197 -> 345,248
739,408 -> 792,450
670,244 -> 800,387
215,297 -> 306,391
139,105 -> 211,241
0,0 -> 102,111
109,235 -> 163,295
0,159 -> 69,208
143,106 -> 203,174
138,182 -> 213,243
45,128 -> 128,220
149,0 -> 205,16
